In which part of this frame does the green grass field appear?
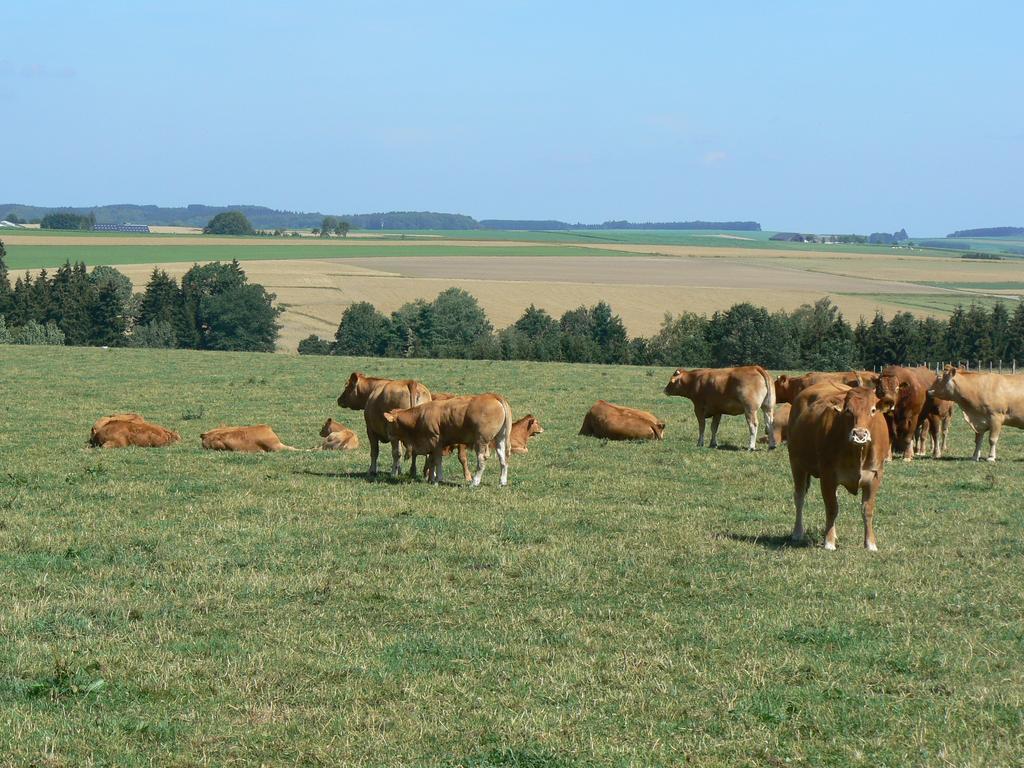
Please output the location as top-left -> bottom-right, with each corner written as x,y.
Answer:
1,244 -> 636,271
2,346 -> 1022,766
839,292 -> 1017,314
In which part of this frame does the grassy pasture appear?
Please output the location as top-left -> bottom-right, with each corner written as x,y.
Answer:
1,346 -> 1023,766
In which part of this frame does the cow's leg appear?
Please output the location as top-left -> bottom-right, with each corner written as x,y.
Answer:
390,439 -> 403,478
694,406 -> 706,447
409,451 -> 419,478
791,469 -> 811,542
471,442 -> 487,487
861,477 -> 880,551
496,440 -> 509,487
987,417 -> 1003,462
368,436 -> 380,477
744,409 -> 758,451
458,445 -> 472,483
430,448 -> 444,485
709,414 -> 723,449
821,477 -> 840,551
972,428 -> 986,461
941,417 -> 951,454
762,402 -> 776,449
929,415 -> 942,459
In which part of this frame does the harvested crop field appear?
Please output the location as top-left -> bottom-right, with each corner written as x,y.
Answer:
104,255 -> 970,352
6,231 -> 1019,352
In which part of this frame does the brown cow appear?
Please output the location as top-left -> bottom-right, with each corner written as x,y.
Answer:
775,370 -> 879,404
788,382 -> 892,551
760,403 -> 791,445
579,401 -> 665,441
916,397 -> 954,459
881,366 -> 931,460
440,414 -> 545,482
665,366 -> 775,450
201,425 -> 299,452
383,394 -> 512,486
319,418 -> 360,450
928,366 -> 1024,462
338,372 -> 432,477
89,414 -> 180,449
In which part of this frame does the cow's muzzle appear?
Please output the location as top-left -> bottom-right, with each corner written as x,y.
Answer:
850,428 -> 872,445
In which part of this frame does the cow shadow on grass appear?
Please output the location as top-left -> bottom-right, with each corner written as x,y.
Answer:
717,531 -> 814,550
296,469 -> 472,487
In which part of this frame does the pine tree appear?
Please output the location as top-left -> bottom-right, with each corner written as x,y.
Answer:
1006,303 -> 1024,365
0,239 -> 11,316
89,280 -> 127,346
989,302 -> 1010,362
139,268 -> 182,326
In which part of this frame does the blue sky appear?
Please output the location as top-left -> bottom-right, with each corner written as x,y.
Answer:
2,1 -> 1021,234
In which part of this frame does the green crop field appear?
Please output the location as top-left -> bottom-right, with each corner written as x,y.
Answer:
2,345 -> 1022,766
0,244 -> 637,271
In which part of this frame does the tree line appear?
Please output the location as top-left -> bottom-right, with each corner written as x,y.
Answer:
300,289 -> 1024,370
0,242 -> 281,351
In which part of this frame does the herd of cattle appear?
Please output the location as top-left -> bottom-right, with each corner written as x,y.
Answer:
87,364 -> 1023,551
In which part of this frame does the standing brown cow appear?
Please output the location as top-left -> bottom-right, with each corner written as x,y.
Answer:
338,372 -> 432,477
928,366 -> 1024,462
665,366 -> 775,450
788,382 -> 892,551
383,394 -> 512,486
775,371 -> 879,404
881,366 -> 934,460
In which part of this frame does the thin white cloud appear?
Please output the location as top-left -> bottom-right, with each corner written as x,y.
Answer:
702,150 -> 728,166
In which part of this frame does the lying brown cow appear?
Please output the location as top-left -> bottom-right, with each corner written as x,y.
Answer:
319,418 -> 360,450
383,393 -> 512,486
89,413 -> 180,449
579,400 -> 665,440
928,366 -> 1024,462
338,372 -> 432,477
665,366 -> 775,450
201,425 -> 299,452
788,382 -> 892,551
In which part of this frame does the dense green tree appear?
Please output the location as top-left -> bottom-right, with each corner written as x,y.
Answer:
201,284 -> 281,352
0,240 -> 10,316
336,220 -> 351,237
648,311 -> 709,367
885,312 -> 919,365
50,262 -> 96,345
89,280 -> 127,346
590,302 -> 629,364
510,305 -> 562,361
387,300 -> 435,358
89,265 -> 134,306
989,302 -> 1010,361
40,212 -> 93,230
139,268 -> 182,327
705,303 -> 774,367
334,302 -> 393,356
916,316 -> 948,364
298,335 -> 333,355
788,298 -> 854,370
559,306 -> 600,363
961,304 -> 993,364
127,320 -> 177,348
944,305 -> 970,363
0,315 -> 10,343
203,211 -> 255,236
1006,303 -> 1024,365
429,288 -> 494,359
12,320 -> 65,345
320,216 -> 339,238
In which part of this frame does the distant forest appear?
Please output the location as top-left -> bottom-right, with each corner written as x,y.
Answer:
478,220 -> 762,231
2,203 -> 758,232
947,227 -> 1024,238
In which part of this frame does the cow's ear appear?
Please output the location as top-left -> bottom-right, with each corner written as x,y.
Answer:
898,381 -> 909,390
383,411 -> 396,423
879,401 -> 893,414
831,404 -> 843,413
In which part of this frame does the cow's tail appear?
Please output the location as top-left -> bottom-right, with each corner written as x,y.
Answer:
757,366 -> 776,414
497,397 -> 513,458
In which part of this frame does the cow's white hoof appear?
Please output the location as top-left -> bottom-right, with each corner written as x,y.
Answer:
986,456 -> 997,463
866,542 -> 878,552
824,540 -> 837,551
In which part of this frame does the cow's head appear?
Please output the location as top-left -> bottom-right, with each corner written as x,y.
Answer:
832,386 -> 890,445
319,418 -> 338,437
652,420 -> 666,440
338,372 -> 366,409
522,415 -> 544,438
664,369 -> 694,396
381,408 -> 415,444
927,366 -> 960,401
774,374 -> 798,403
873,372 -> 905,412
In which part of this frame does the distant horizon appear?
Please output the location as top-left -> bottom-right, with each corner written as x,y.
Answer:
4,199 -> 1020,238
